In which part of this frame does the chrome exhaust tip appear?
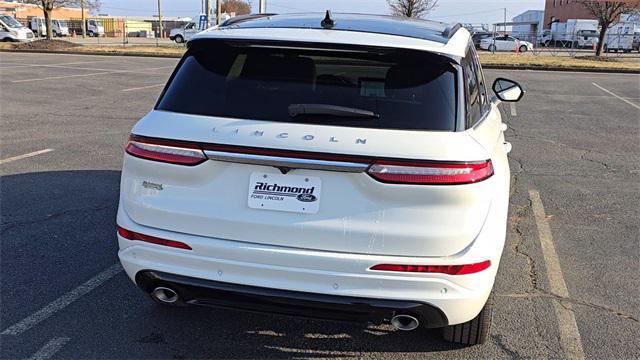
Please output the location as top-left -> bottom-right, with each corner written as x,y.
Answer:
151,286 -> 179,304
391,314 -> 420,331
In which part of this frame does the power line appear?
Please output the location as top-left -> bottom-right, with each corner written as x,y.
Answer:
430,8 -> 506,20
267,3 -> 306,12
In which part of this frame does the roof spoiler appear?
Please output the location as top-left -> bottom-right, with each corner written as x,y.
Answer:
442,23 -> 462,39
220,13 -> 278,27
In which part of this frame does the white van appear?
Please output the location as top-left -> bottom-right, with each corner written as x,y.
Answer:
28,17 -> 69,37
28,16 -> 46,36
0,14 -> 35,42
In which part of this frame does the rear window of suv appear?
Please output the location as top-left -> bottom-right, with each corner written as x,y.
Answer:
157,40 -> 458,131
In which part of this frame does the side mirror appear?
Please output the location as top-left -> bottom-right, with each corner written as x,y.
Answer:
492,78 -> 524,102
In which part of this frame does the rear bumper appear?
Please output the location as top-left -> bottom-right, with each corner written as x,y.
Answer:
136,270 -> 448,327
118,201 -> 505,326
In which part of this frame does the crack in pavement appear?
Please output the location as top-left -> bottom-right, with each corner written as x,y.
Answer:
491,334 -> 521,359
510,197 -> 538,290
580,150 -> 611,171
497,293 -> 639,324
44,111 -> 135,121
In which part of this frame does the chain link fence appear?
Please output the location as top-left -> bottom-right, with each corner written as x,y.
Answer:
474,30 -> 640,58
15,16 -> 189,47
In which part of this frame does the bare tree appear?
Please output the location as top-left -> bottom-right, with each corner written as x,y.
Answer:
221,0 -> 251,16
577,0 -> 640,56
22,0 -> 100,40
388,0 -> 438,18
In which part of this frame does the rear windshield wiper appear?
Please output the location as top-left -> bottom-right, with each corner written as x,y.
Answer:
288,104 -> 380,119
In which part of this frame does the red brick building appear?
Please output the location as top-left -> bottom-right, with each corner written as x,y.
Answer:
543,0 -> 595,28
0,1 -> 86,19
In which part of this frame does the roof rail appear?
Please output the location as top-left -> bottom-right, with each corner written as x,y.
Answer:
220,13 -> 277,27
442,23 -> 462,39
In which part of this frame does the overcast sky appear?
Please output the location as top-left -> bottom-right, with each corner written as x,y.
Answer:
98,0 -> 544,25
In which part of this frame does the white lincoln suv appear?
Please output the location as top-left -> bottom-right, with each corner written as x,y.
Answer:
117,12 -> 524,345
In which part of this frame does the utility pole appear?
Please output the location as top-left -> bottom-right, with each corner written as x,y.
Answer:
503,8 -> 507,35
80,0 -> 86,38
157,0 -> 163,39
259,0 -> 266,13
204,0 -> 209,27
216,0 -> 221,25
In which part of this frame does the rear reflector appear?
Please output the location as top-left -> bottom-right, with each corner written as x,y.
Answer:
370,260 -> 491,275
117,226 -> 192,250
125,136 -> 206,166
367,161 -> 493,185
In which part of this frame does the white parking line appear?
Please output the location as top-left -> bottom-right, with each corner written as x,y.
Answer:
122,83 -> 165,92
494,69 -> 640,77
1,51 -> 177,60
1,264 -> 122,336
0,60 -> 111,70
0,149 -> 53,165
529,189 -> 585,360
11,72 -> 114,83
510,103 -> 517,116
40,64 -> 174,73
28,338 -> 70,360
592,82 -> 640,110
10,65 -> 173,83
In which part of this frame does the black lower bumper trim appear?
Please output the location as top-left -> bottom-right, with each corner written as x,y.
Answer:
135,270 -> 448,328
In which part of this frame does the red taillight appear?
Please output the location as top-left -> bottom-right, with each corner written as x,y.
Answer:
367,160 -> 493,185
117,226 -> 192,250
125,136 -> 206,166
370,260 -> 491,275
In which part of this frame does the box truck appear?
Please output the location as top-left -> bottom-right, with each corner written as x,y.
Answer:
539,19 -> 599,48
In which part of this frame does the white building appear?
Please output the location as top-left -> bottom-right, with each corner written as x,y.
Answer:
511,10 -> 544,40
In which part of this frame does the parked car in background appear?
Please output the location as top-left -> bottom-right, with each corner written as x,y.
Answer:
471,31 -> 493,49
480,35 -> 533,52
170,13 -> 232,43
0,14 -> 35,42
117,12 -> 524,346
169,21 -> 198,43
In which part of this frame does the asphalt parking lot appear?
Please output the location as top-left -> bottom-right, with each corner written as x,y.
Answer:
1,52 -> 639,359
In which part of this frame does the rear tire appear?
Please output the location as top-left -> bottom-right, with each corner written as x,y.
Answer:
442,293 -> 493,345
